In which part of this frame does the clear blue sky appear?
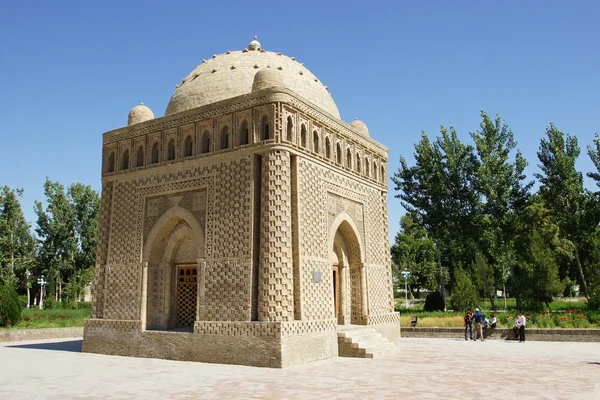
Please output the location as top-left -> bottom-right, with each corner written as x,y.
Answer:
1,1 -> 599,242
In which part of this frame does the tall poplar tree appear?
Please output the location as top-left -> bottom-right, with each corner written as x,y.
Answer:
535,124 -> 589,298
470,111 -> 532,310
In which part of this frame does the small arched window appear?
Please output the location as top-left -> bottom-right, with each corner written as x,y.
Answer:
107,151 -> 115,173
201,131 -> 211,153
167,138 -> 175,161
373,162 -> 378,181
336,143 -> 342,164
136,145 -> 144,167
346,148 -> 352,169
260,116 -> 270,141
356,153 -> 361,173
239,120 -> 249,145
365,158 -> 370,177
121,149 -> 129,171
313,131 -> 319,154
325,137 -> 331,159
220,126 -> 229,150
151,142 -> 159,164
286,116 -> 293,141
300,124 -> 307,148
184,135 -> 193,157
381,165 -> 386,183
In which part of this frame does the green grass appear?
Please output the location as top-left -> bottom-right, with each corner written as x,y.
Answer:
395,297 -> 600,328
2,308 -> 90,329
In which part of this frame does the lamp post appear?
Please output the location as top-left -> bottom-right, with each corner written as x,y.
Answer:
401,271 -> 410,309
25,269 -> 31,308
37,276 -> 47,310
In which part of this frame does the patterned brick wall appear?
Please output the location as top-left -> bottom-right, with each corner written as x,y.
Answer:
258,150 -> 294,321
103,263 -> 143,320
92,181 -> 113,318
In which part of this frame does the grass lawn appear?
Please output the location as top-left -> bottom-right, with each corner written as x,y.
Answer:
2,307 -> 90,329
396,297 -> 600,329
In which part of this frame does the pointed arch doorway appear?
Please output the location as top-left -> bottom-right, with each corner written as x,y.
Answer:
330,213 -> 366,325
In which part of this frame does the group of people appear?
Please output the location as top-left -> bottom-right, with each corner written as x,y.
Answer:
464,308 -> 526,342
464,308 -> 496,341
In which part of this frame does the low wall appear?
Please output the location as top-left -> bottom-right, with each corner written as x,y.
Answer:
401,327 -> 600,342
0,327 -> 84,342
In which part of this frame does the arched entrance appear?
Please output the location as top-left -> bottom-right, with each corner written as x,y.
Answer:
142,206 -> 204,331
329,213 -> 365,325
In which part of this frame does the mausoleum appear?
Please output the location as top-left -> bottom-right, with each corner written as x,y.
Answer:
82,37 -> 400,367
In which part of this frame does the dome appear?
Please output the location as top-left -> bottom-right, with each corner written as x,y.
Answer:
165,38 -> 340,119
128,103 -> 154,126
350,118 -> 369,137
252,68 -> 284,91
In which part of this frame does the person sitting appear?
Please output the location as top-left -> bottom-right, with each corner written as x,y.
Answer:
488,314 -> 498,329
513,312 -> 526,342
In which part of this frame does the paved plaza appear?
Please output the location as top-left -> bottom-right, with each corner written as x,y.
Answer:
1,337 -> 599,399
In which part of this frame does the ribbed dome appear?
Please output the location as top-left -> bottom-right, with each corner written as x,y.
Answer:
165,38 -> 340,118
128,103 -> 154,126
350,119 -> 370,137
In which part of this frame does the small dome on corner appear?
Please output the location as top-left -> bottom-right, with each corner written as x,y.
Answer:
252,68 -> 284,92
350,118 -> 369,137
128,103 -> 154,126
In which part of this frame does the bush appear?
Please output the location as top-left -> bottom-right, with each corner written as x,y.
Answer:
0,285 -> 22,327
424,291 -> 445,312
42,297 -> 56,310
450,268 -> 479,311
588,290 -> 600,311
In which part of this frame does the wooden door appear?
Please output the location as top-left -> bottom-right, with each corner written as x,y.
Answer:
177,265 -> 198,327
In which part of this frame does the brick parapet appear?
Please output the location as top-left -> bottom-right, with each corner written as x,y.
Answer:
401,327 -> 600,342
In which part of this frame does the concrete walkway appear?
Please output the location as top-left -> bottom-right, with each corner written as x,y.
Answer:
1,337 -> 599,399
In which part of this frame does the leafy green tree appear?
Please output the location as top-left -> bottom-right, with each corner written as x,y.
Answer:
470,111 -> 532,310
535,124 -> 590,298
34,178 -> 100,302
391,213 -> 438,297
587,132 -> 600,190
0,187 -> 36,289
513,195 -> 567,308
450,267 -> 479,311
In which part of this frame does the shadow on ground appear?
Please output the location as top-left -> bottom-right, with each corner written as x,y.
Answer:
7,339 -> 82,353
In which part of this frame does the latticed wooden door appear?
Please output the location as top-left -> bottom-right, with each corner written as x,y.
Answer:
177,266 -> 197,327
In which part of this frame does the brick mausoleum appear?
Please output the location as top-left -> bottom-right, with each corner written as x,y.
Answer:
82,37 -> 400,367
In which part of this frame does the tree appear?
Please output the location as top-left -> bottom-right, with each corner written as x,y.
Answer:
391,213 -> 438,297
513,195 -> 567,308
470,111 -> 532,310
0,187 -> 36,290
450,267 -> 479,311
535,124 -> 590,298
587,132 -> 600,190
393,127 -> 478,309
34,178 -> 100,302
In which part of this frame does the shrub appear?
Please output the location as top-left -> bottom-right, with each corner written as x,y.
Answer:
450,268 -> 479,311
424,291 -> 445,311
0,285 -> 22,327
588,290 -> 600,311
42,297 -> 58,310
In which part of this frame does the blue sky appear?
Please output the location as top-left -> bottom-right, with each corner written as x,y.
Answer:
1,1 -> 599,242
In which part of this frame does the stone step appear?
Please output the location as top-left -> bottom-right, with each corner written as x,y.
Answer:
336,325 -> 394,359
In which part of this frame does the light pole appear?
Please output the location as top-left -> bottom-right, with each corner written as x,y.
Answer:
25,269 -> 31,308
37,276 -> 47,310
401,271 -> 410,309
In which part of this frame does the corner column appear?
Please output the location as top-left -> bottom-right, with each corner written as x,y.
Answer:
258,150 -> 294,322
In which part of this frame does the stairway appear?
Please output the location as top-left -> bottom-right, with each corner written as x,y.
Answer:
336,325 -> 396,358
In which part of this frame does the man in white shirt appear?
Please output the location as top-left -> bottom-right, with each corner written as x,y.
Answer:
513,312 -> 526,342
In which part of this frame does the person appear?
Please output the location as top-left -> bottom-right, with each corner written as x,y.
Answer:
473,308 -> 485,341
488,314 -> 497,329
513,311 -> 526,342
464,308 -> 473,341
